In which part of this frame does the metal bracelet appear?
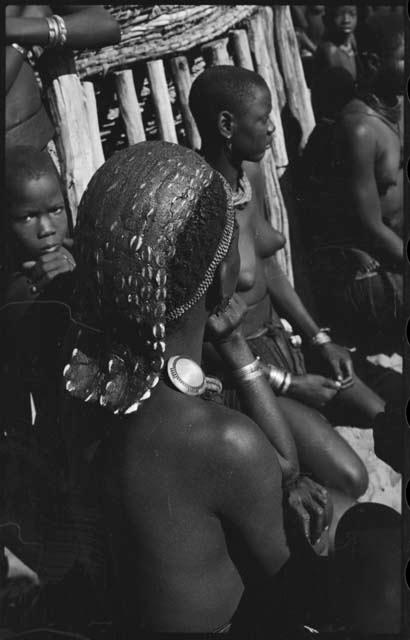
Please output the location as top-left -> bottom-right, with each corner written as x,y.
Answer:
52,14 -> 68,47
267,364 -> 286,392
235,369 -> 264,383
280,372 -> 292,396
46,16 -> 58,47
233,359 -> 261,383
310,328 -> 331,347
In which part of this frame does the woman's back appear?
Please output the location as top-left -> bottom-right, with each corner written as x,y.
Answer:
100,385 -> 284,632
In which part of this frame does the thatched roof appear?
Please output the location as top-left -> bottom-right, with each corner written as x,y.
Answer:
75,5 -> 259,79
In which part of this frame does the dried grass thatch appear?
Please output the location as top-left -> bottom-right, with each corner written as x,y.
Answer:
75,5 -> 259,79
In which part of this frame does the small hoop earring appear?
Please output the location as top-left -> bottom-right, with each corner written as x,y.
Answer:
225,138 -> 232,158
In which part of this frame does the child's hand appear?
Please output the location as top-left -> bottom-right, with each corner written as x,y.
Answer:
21,240 -> 75,293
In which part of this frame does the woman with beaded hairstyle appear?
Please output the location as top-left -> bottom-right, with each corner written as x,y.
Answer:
62,141 -> 323,636
188,65 -> 392,524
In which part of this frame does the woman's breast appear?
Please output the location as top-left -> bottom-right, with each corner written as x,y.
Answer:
237,212 -> 285,296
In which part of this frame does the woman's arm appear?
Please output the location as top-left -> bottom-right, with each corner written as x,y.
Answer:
265,257 -> 353,381
265,257 -> 320,340
207,295 -> 330,544
218,330 -> 300,482
6,5 -> 120,49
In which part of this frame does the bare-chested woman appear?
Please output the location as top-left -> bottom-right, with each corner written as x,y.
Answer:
62,141 -> 311,636
189,66 -> 388,508
301,14 -> 404,353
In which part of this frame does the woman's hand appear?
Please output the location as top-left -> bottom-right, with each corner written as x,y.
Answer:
285,475 -> 331,546
288,374 -> 342,408
205,294 -> 248,344
21,239 -> 75,292
317,342 -> 354,385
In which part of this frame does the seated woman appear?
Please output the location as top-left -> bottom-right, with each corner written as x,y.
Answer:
5,4 -> 120,151
62,140 -> 314,636
60,141 -> 402,638
300,15 -> 404,355
188,65 -> 392,505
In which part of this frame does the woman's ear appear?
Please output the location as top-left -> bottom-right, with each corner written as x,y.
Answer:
217,110 -> 234,141
364,52 -> 381,76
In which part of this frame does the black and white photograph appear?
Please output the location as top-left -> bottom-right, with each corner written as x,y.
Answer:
1,3 -> 408,639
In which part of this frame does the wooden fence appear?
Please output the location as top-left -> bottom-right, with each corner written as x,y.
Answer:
40,5 -> 315,282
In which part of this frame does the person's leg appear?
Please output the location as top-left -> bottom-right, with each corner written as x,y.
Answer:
351,352 -> 402,405
277,397 -> 368,498
323,371 -> 385,429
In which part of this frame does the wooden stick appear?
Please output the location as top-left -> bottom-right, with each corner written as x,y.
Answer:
82,81 -> 105,172
147,59 -> 178,143
262,150 -> 294,283
201,37 -> 232,66
248,11 -> 288,170
230,29 -> 254,70
114,69 -> 146,145
273,6 -> 315,150
39,50 -> 95,225
170,56 -> 201,150
261,7 -> 286,111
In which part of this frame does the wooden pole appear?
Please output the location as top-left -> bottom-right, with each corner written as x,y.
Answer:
247,11 -> 288,170
147,59 -> 178,143
202,37 -> 232,66
38,50 -> 95,225
273,6 -> 315,150
114,69 -> 146,145
170,56 -> 201,151
261,7 -> 286,111
230,29 -> 254,70
82,81 -> 105,172
262,150 -> 294,283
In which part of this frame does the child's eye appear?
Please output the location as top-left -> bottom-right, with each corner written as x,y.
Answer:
20,215 -> 34,223
50,207 -> 64,215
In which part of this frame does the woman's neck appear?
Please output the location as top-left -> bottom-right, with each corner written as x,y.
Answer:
202,145 -> 242,190
164,302 -> 207,365
373,82 -> 399,107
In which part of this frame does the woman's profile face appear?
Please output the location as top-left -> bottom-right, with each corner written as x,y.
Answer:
231,84 -> 274,163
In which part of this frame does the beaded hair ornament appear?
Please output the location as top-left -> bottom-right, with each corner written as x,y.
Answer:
63,141 -> 235,415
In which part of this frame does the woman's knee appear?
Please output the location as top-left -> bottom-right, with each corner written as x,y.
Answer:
338,456 -> 368,499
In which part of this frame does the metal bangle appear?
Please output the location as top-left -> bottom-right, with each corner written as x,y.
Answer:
280,372 -> 292,396
311,328 -> 331,347
267,364 -> 286,392
235,369 -> 264,383
52,14 -> 68,47
46,16 -> 58,47
233,359 -> 263,383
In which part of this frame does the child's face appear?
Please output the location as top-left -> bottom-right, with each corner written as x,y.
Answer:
9,171 -> 68,260
332,6 -> 357,35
